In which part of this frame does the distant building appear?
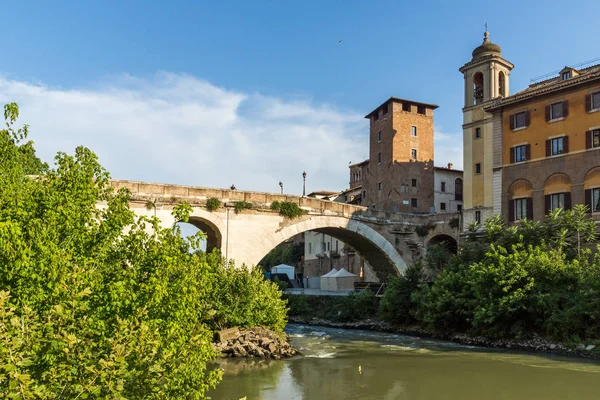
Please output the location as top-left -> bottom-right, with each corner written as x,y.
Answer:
433,164 -> 463,213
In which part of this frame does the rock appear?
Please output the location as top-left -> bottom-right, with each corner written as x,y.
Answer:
577,344 -> 586,350
215,327 -> 241,343
549,344 -> 557,350
586,345 -> 596,351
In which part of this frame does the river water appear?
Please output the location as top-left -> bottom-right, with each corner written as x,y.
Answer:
208,324 -> 600,400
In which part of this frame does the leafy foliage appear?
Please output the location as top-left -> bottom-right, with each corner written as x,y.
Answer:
259,241 -> 304,271
415,222 -> 436,237
0,103 -> 288,398
379,263 -> 425,324
449,217 -> 460,229
206,197 -> 220,212
233,201 -> 253,214
271,201 -> 306,219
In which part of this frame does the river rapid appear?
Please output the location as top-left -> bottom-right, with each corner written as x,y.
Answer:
208,324 -> 600,399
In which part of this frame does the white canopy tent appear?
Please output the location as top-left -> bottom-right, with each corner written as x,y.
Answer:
319,268 -> 338,292
329,268 -> 358,292
271,264 -> 295,280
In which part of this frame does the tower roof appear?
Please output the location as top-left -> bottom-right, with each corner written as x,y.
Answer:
472,31 -> 501,58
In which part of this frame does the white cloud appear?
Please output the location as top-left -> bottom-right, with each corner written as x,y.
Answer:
0,72 -> 366,195
0,72 -> 463,194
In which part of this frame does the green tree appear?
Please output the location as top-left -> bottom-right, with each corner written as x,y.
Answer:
379,263 -> 425,324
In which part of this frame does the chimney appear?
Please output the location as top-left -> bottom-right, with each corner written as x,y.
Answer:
447,162 -> 453,169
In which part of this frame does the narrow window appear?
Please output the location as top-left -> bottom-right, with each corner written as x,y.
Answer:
455,178 -> 463,201
592,92 -> 600,110
475,127 -> 481,139
417,105 -> 426,115
374,111 -> 379,121
382,104 -> 388,115
550,193 -> 566,211
551,137 -> 564,155
378,131 -> 382,142
378,182 -> 382,190
473,72 -> 484,105
412,178 -> 417,187
515,145 -> 527,162
593,188 -> 600,212
402,102 -> 411,112
475,211 -> 481,224
457,204 -> 462,212
327,242 -> 330,251
441,182 -> 446,192
378,152 -> 382,163
411,198 -> 418,207
561,71 -> 571,80
550,102 -> 564,120
308,243 -> 312,254
411,126 -> 417,136
593,129 -> 600,148
440,202 -> 446,211
514,198 -> 528,220
475,163 -> 482,174
411,149 -> 417,159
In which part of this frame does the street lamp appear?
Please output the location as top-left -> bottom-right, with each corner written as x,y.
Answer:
302,171 -> 307,197
279,181 -> 283,194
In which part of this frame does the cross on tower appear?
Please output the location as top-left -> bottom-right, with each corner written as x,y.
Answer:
485,22 -> 488,31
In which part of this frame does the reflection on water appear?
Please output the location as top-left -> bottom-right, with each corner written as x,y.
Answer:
208,324 -> 600,400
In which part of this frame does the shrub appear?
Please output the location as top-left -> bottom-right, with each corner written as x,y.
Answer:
380,263 -> 425,324
271,200 -> 306,219
331,291 -> 379,322
449,217 -> 459,229
206,197 -> 220,211
234,201 -> 253,214
415,222 -> 436,237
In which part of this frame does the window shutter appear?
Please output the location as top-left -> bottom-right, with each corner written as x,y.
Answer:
545,195 -> 551,215
524,110 -> 530,126
510,114 -> 515,130
546,139 -> 551,157
526,198 -> 533,220
509,200 -> 515,222
585,189 -> 592,213
563,135 -> 569,153
564,192 -> 572,210
586,130 -> 593,149
510,147 -> 515,163
562,100 -> 569,117
586,94 -> 592,112
545,105 -> 551,121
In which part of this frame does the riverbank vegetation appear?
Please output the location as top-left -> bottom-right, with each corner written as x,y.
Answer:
0,103 -> 287,398
289,209 -> 600,346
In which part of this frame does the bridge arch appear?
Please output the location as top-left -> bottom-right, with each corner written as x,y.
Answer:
186,209 -> 227,253
247,216 -> 408,281
425,234 -> 458,254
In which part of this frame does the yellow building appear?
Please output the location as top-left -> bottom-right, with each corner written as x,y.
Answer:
459,31 -> 513,227
486,64 -> 600,222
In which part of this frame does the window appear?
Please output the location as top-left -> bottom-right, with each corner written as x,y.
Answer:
374,111 -> 379,121
411,149 -> 417,159
475,127 -> 481,139
475,163 -> 482,174
455,178 -> 463,201
549,102 -> 564,120
322,242 -> 326,252
362,190 -> 366,198
561,71 -> 571,80
400,184 -> 409,193
308,243 -> 312,254
411,126 -> 417,136
378,131 -> 382,142
382,104 -> 388,115
457,204 -> 462,212
475,211 -> 481,224
514,198 -> 528,220
515,145 -> 527,162
550,193 -> 565,212
592,92 -> 600,110
411,198 -> 418,207
412,178 -> 417,187
417,105 -> 426,115
402,102 -> 411,112
327,242 -> 330,251
378,182 -> 382,190
441,182 -> 446,192
592,188 -> 600,213
590,129 -> 600,148
378,152 -> 382,163
510,111 -> 528,129
440,202 -> 446,211
551,137 -> 564,155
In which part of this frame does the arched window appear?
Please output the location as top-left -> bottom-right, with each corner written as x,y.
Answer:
473,72 -> 484,105
498,71 -> 506,98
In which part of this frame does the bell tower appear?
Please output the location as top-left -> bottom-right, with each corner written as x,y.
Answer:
459,30 -> 513,228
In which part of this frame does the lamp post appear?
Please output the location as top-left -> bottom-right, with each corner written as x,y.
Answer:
279,181 -> 283,194
302,171 -> 307,197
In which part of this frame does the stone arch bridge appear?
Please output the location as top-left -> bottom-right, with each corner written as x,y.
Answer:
108,180 -> 461,281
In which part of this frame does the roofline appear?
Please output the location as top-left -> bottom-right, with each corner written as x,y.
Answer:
486,68 -> 600,111
434,166 -> 463,173
307,191 -> 339,196
364,96 -> 439,118
348,159 -> 369,168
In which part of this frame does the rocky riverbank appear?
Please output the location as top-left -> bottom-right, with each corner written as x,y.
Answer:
213,326 -> 300,359
289,316 -> 600,360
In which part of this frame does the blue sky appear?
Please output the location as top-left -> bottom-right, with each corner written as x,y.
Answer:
1,0 -> 599,194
